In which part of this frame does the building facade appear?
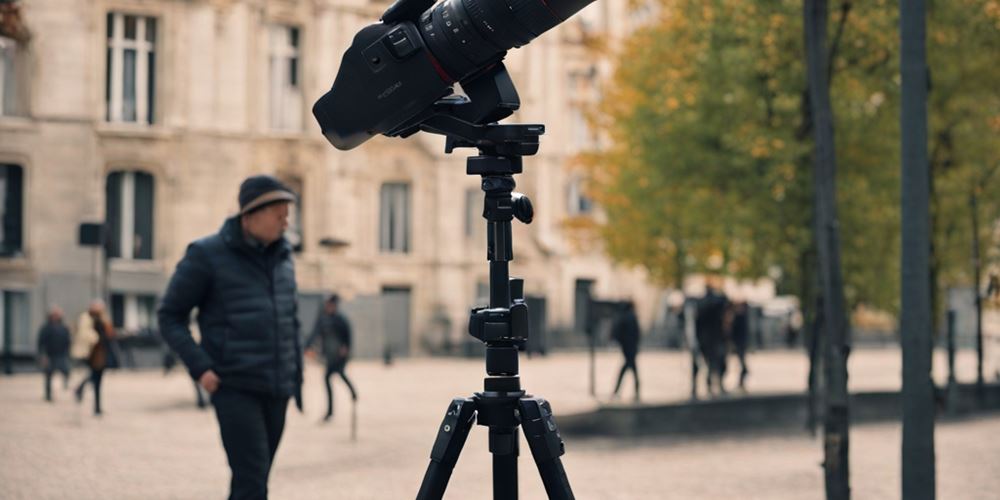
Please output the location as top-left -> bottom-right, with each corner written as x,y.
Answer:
0,0 -> 662,359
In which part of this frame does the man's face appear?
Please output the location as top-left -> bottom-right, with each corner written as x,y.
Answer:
243,202 -> 291,245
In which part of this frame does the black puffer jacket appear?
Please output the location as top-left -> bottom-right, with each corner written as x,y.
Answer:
158,216 -> 302,406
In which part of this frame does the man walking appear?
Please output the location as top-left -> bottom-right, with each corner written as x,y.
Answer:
158,175 -> 303,500
37,306 -> 71,401
306,294 -> 357,422
610,301 -> 641,402
696,281 -> 729,396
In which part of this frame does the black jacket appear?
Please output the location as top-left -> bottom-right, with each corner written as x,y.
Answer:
37,321 -> 71,358
306,312 -> 352,363
158,216 -> 302,407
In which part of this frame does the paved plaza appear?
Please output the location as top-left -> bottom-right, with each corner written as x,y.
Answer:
1,348 -> 998,499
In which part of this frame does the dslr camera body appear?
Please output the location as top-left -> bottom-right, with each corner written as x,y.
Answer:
312,0 -> 597,150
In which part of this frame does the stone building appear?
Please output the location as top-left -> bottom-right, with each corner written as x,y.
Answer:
0,0 -> 661,360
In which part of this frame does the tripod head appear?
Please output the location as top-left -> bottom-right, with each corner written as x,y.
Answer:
392,63 -> 540,376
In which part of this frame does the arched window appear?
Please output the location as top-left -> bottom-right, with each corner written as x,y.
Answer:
106,170 -> 155,260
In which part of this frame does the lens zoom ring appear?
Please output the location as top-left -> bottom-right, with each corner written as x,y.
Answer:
463,0 -> 532,48
506,0 -> 562,37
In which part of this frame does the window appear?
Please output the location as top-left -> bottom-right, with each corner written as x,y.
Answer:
268,25 -> 301,131
567,67 -> 598,151
106,13 -> 156,124
379,182 -> 411,253
280,176 -> 304,252
0,164 -> 23,257
567,177 -> 593,216
0,36 -> 23,117
106,171 -> 155,260
1,290 -> 30,354
111,293 -> 157,333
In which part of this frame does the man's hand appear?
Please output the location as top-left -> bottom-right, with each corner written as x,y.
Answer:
305,348 -> 317,361
199,369 -> 221,393
338,346 -> 349,358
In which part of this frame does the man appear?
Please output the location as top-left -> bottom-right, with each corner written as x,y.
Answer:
158,175 -> 303,500
696,280 -> 729,396
610,301 -> 641,402
306,294 -> 357,422
37,306 -> 71,402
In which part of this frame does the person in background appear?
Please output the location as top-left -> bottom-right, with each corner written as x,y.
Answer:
70,300 -> 101,384
696,280 -> 729,396
729,300 -> 750,391
306,294 -> 358,422
73,301 -> 116,416
610,301 -> 641,402
37,305 -> 71,402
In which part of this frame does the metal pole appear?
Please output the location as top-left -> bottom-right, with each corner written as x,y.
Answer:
946,310 -> 958,412
900,0 -> 937,496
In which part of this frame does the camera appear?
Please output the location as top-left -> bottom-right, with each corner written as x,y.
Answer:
312,0 -> 597,150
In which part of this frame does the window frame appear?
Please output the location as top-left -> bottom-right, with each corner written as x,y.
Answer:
0,164 -> 24,257
105,12 -> 157,124
379,182 -> 411,254
267,24 -> 302,132
0,35 -> 24,117
106,170 -> 155,260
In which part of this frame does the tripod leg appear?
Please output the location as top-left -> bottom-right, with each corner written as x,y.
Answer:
490,427 -> 519,500
417,398 -> 476,500
520,397 -> 575,500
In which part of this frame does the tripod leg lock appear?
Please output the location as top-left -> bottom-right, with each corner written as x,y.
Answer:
429,398 -> 477,464
519,397 -> 565,459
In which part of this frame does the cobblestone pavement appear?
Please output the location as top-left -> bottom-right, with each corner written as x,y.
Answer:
1,349 -> 997,499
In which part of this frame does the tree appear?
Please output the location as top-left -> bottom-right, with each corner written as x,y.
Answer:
805,0 -> 851,497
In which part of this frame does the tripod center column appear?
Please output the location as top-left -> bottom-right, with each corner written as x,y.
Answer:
481,174 -> 516,309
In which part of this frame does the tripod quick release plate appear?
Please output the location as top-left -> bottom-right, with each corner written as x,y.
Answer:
468,303 -> 529,344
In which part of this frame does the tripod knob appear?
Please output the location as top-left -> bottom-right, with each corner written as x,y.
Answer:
512,193 -> 533,224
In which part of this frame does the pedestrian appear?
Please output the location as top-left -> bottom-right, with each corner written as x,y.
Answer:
610,301 -> 641,402
70,300 -> 101,381
306,294 -> 358,422
158,175 -> 303,500
73,301 -> 116,415
729,300 -> 750,391
695,281 -> 729,396
37,306 -> 71,402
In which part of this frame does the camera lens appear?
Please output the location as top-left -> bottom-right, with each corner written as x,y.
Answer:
419,0 -> 596,82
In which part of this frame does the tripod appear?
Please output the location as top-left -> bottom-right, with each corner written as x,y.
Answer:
401,65 -> 575,500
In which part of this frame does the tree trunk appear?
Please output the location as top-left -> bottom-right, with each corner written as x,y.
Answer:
900,0 -> 937,498
804,1 -> 851,498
